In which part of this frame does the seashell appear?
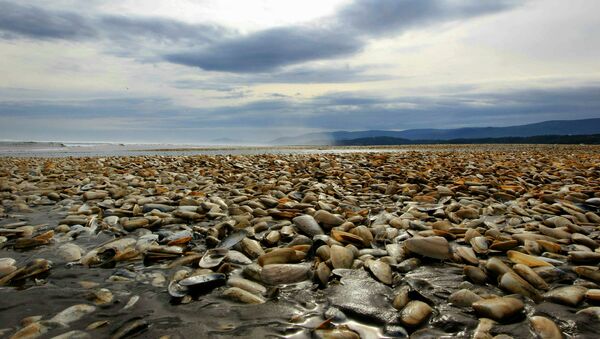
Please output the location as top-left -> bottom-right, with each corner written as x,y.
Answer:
513,264 -> 549,290
400,300 -> 432,327
568,251 -> 600,264
240,238 -> 265,259
91,288 -> 113,305
10,322 -> 47,339
385,243 -> 405,261
533,266 -> 569,284
1,258 -> 52,285
57,243 -> 83,262
350,226 -> 373,246
512,233 -> 555,244
538,225 -> 571,240
50,304 -> 96,325
179,273 -> 227,289
392,286 -> 411,310
455,207 -> 479,219
455,246 -> 479,265
121,217 -> 149,231
485,257 -> 513,278
529,316 -> 562,339
242,263 -> 263,282
465,229 -> 482,243
366,259 -> 392,285
199,248 -> 228,268
0,257 -> 17,277
260,264 -> 312,285
448,289 -> 482,307
167,253 -> 203,268
464,265 -> 488,284
470,236 -> 489,254
585,289 -> 600,302
330,245 -> 354,269
163,230 -> 192,246
397,258 -> 421,273
331,229 -> 367,247
313,210 -> 344,227
472,318 -> 495,339
264,230 -> 281,245
225,250 -> 252,265
14,236 -> 50,250
576,306 -> 600,319
123,295 -> 140,310
499,271 -> 543,302
574,266 -> 600,284
111,319 -> 148,339
314,326 -> 360,339
316,245 -> 331,261
217,230 -> 248,249
507,250 -> 552,267
489,239 -> 519,251
316,261 -> 331,286
292,215 -> 324,237
572,233 -> 598,249
523,240 -> 542,255
472,297 -> 524,321
404,236 -> 451,260
258,248 -> 299,266
543,285 -> 587,306
222,287 -> 265,304
536,240 -> 562,254
82,191 -> 107,201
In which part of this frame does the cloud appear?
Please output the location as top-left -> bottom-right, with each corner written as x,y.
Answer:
165,26 -> 361,73
0,0 -> 520,73
338,0 -> 519,36
3,83 -> 598,142
0,1 -> 228,50
165,0 -> 520,72
0,1 -> 95,40
173,65 -> 387,89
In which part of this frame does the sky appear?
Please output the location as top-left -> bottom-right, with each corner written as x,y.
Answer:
0,0 -> 599,143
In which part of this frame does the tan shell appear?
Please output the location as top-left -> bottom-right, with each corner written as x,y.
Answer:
507,250 -> 553,267
472,297 -> 524,321
330,245 -> 354,269
404,236 -> 451,260
400,300 -> 432,327
530,316 -> 562,339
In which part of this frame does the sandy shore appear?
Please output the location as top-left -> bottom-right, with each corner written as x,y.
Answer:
1,145 -> 600,338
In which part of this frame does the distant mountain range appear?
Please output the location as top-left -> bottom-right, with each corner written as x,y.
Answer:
270,118 -> 600,145
334,134 -> 600,146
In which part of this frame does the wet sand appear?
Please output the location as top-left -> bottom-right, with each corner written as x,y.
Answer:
1,145 -> 600,338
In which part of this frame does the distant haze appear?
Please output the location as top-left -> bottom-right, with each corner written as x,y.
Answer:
1,0 -> 599,143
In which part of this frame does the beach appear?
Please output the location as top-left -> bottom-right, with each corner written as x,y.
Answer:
1,145 -> 600,338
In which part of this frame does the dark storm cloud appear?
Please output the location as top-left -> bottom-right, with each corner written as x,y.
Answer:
0,1 -> 227,46
0,1 -> 95,40
165,0 -> 520,72
165,27 -> 361,73
338,0 -> 518,36
98,16 -> 227,45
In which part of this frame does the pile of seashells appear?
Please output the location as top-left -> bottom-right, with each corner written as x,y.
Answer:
1,145 -> 600,338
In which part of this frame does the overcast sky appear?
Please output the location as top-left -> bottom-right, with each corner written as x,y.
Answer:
1,0 -> 599,143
